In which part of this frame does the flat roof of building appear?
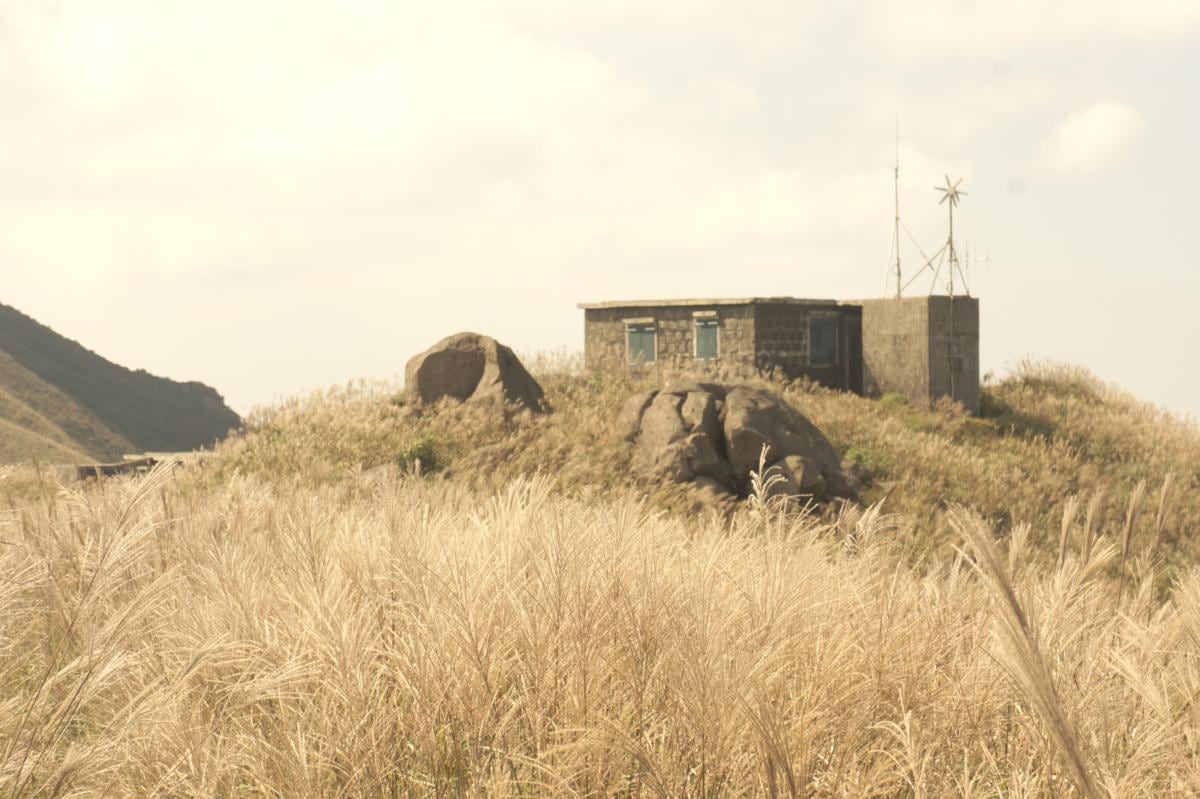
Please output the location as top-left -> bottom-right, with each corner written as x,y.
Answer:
577,297 -> 843,310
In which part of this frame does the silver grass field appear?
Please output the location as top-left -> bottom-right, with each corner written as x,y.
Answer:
1,361 -> 1198,797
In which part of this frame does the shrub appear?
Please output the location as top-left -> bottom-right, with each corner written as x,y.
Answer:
844,444 -> 879,471
397,435 -> 439,474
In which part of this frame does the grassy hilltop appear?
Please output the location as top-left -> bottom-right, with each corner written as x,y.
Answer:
220,358 -> 1197,565
1,360 -> 1199,796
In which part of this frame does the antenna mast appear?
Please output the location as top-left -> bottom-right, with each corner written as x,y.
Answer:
934,175 -> 967,296
934,175 -> 967,401
893,115 -> 902,298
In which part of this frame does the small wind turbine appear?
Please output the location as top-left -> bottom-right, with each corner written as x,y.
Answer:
888,149 -> 975,298
924,175 -> 970,298
936,174 -> 966,208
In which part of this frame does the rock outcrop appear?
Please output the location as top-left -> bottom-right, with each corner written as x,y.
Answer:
624,383 -> 865,505
405,332 -> 547,414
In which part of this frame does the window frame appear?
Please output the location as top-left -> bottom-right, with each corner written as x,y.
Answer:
623,318 -> 657,366
692,313 -> 719,361
807,313 -> 840,368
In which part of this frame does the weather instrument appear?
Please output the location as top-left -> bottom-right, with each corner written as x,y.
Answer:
936,174 -> 966,208
932,174 -> 969,298
889,173 -> 974,299
883,123 -> 974,300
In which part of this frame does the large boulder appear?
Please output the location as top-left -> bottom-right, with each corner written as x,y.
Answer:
721,386 -> 842,477
760,455 -> 828,504
637,393 -> 687,453
405,332 -> 547,413
621,382 -> 863,505
617,391 -> 657,442
680,390 -> 724,446
632,394 -> 726,483
721,386 -> 858,502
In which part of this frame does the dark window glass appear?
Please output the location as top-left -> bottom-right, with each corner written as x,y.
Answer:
809,317 -> 838,366
627,324 -> 656,364
694,318 -> 718,360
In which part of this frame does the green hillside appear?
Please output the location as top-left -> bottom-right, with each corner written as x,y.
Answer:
0,416 -> 88,463
0,303 -> 241,462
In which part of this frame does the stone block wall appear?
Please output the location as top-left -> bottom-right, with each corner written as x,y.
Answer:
861,297 -> 931,402
860,296 -> 979,413
842,306 -> 864,395
753,303 -> 810,375
582,305 -> 755,374
753,302 -> 862,391
582,307 -> 629,372
927,295 -> 980,414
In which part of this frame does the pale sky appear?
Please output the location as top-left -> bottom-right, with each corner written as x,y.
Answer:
3,1 -> 1198,418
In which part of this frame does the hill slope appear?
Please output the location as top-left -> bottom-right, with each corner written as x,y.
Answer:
218,358 -> 1200,565
0,302 -> 240,462
1,358 -> 1198,794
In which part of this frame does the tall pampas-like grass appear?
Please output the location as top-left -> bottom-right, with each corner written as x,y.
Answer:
0,467 -> 1197,796
954,509 -> 1102,799
5,354 -> 1200,796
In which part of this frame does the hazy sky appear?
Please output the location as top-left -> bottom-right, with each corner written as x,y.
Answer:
3,1 -> 1198,418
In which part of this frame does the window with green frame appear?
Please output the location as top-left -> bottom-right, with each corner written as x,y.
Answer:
694,318 -> 718,360
626,323 -> 656,365
808,316 -> 838,366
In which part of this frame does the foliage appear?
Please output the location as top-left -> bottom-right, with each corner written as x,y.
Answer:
843,444 -> 879,471
397,435 -> 439,474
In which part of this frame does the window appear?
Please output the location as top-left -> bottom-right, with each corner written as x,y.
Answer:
809,316 -> 838,367
626,323 -> 656,365
694,318 -> 719,360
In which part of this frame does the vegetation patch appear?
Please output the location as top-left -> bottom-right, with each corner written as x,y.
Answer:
2,357 -> 1200,795
396,435 -> 439,474
843,443 -> 880,471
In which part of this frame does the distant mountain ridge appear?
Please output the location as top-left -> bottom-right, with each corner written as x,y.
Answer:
0,302 -> 240,462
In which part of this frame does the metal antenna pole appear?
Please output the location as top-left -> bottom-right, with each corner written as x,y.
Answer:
960,241 -> 974,298
948,193 -> 956,401
964,241 -> 970,295
894,114 -> 902,298
935,175 -> 967,405
948,197 -> 955,298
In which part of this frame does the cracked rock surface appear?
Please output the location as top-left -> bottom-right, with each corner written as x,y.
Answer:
623,383 -> 865,504
405,332 -> 548,414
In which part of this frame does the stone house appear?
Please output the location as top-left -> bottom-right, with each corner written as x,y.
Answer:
578,294 -> 979,413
